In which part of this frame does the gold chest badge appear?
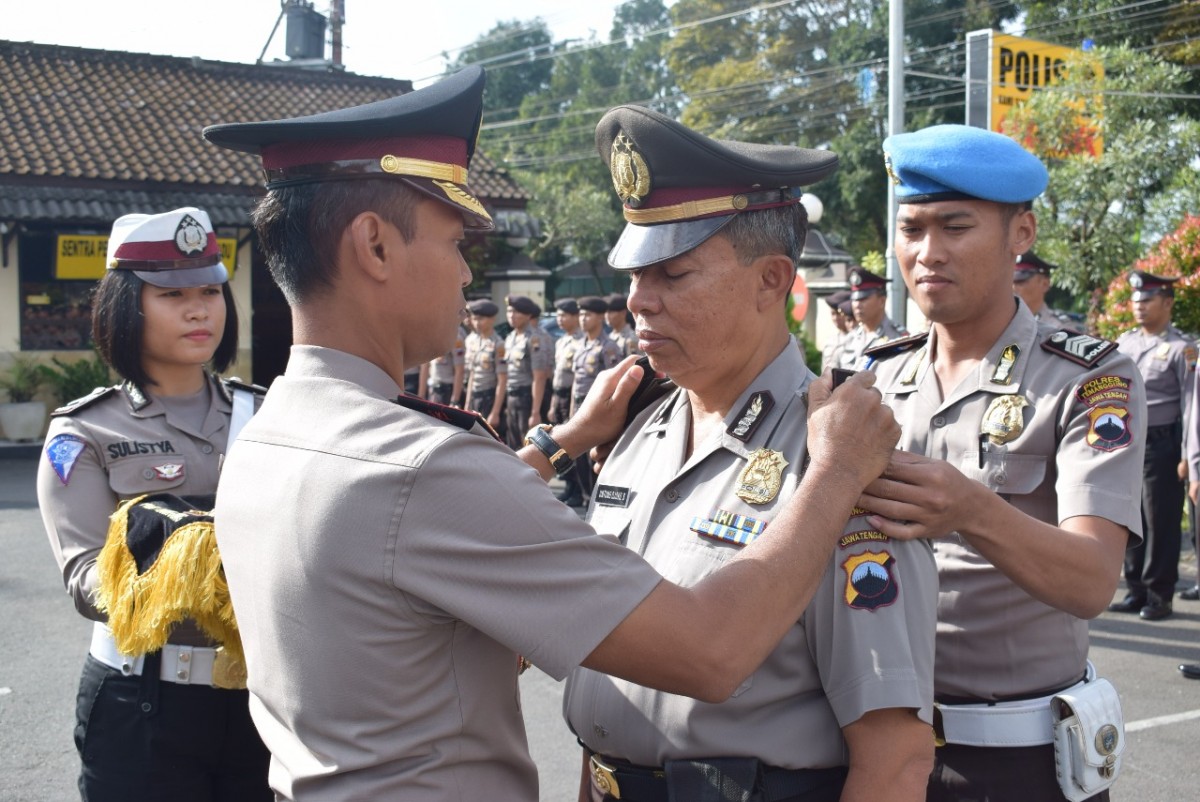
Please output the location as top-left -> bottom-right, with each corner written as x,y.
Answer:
736,448 -> 788,505
981,395 -> 1029,445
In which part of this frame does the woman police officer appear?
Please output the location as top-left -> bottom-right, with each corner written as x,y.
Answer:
36,208 -> 270,801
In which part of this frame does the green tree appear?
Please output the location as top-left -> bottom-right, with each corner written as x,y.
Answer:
1003,45 -> 1200,301
448,19 -> 555,121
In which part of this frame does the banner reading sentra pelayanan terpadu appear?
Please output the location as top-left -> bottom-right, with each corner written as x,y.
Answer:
965,29 -> 1104,158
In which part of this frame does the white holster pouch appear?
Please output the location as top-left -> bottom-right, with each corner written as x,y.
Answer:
1051,676 -> 1124,801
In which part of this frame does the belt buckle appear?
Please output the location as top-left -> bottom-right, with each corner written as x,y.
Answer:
212,648 -> 248,690
590,754 -> 621,800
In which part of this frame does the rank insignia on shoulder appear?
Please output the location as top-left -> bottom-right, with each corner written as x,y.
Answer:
395,394 -> 502,442
51,385 -> 117,418
222,378 -> 268,396
842,550 -> 899,611
1041,330 -> 1117,367
864,332 -> 928,362
45,434 -> 87,485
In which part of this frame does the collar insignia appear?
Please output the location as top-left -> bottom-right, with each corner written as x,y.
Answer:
990,344 -> 1021,385
728,391 -> 775,442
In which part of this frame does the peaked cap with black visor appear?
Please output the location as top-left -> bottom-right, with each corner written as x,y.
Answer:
202,66 -> 493,230
596,105 -> 839,269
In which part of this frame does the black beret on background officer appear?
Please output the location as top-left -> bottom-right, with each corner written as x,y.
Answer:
564,104 -> 936,802
1111,270 -> 1195,621
1014,250 -> 1075,327
820,289 -> 854,372
839,265 -> 908,369
463,298 -> 508,426
858,123 -> 1145,802
202,67 -> 905,802
36,208 -> 270,800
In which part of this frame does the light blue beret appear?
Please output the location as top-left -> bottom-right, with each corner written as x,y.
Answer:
882,124 -> 1048,204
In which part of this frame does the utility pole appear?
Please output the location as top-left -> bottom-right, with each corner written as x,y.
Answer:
886,0 -> 907,325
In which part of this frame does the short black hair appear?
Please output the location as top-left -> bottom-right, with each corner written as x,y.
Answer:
91,270 -> 238,390
251,179 -> 422,305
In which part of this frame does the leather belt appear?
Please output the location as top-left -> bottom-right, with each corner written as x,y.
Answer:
934,662 -> 1095,748
89,622 -> 244,689
588,753 -> 846,802
552,387 -> 571,398
509,385 -> 532,397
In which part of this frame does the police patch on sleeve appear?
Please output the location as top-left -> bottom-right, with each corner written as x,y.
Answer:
45,434 -> 86,485
842,550 -> 899,611
1086,406 -> 1133,452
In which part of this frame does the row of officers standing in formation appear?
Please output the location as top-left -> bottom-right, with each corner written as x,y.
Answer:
32,62 -> 1200,802
403,291 -> 638,506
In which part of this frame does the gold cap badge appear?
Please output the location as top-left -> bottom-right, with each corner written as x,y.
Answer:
611,132 -> 652,208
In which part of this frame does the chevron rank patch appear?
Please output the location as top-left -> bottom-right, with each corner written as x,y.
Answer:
1041,330 -> 1116,367
690,509 -> 768,547
45,434 -> 87,485
843,550 -> 899,611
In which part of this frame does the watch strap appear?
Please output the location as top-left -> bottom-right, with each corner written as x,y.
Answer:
526,425 -> 573,478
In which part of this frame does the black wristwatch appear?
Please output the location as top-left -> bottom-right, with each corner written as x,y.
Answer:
524,424 -> 573,478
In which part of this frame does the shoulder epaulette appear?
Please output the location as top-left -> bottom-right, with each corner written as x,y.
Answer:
1040,329 -> 1118,367
221,377 -> 268,395
394,394 -> 503,442
864,332 -> 929,362
50,385 -> 118,417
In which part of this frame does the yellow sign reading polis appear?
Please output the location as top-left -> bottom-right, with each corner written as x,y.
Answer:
966,30 -> 1103,157
56,235 -> 238,280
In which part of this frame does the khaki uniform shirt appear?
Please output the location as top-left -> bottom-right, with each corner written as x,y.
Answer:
1034,304 -> 1077,329
554,330 -> 583,391
429,324 -> 467,386
564,341 -> 936,769
609,324 -> 639,357
37,376 -> 251,646
820,330 -> 848,373
464,330 -> 506,393
839,317 -> 908,370
572,335 -> 624,402
505,325 -> 554,390
871,301 -> 1146,699
215,346 -> 662,802
1116,325 -> 1195,428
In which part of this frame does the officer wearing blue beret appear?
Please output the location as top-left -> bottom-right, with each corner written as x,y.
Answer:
203,67 -> 908,802
1111,270 -> 1195,623
565,104 -> 936,802
859,124 -> 1146,801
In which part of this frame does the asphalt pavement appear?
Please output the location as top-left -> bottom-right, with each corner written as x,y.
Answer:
1,448 -> 1196,801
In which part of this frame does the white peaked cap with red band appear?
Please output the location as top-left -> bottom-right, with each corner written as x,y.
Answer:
106,207 -> 229,288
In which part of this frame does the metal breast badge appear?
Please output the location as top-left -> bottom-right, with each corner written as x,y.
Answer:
735,448 -> 788,505
981,395 -> 1029,445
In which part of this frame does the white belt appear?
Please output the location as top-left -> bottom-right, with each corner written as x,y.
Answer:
935,662 -> 1096,748
89,622 -> 219,687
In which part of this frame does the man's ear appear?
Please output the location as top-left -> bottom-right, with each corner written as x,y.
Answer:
345,212 -> 400,283
757,254 -> 796,312
1010,209 -> 1038,257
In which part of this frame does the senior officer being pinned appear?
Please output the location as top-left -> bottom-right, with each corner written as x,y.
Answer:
202,66 -> 905,802
857,124 -> 1146,802
1109,270 -> 1195,621
563,104 -> 938,802
839,266 -> 908,370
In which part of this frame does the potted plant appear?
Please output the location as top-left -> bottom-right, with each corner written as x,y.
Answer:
0,354 -> 48,442
39,352 -> 112,406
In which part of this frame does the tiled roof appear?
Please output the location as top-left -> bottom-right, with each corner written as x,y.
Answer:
0,40 -> 528,224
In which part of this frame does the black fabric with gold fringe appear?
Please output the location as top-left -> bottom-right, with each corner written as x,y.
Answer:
95,493 -> 242,663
